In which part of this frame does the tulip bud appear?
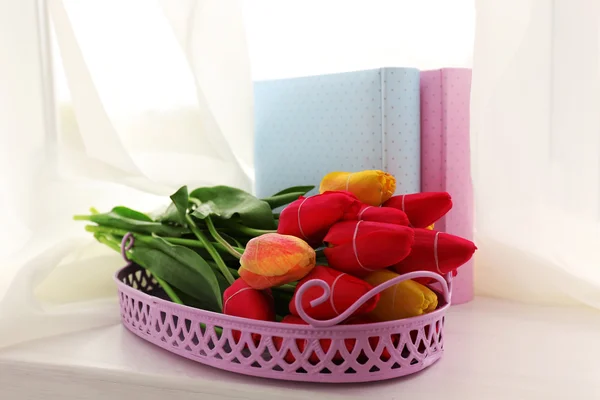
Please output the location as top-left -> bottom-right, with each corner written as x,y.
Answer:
364,270 -> 438,321
289,265 -> 379,320
239,233 -> 316,290
277,191 -> 362,247
383,192 -> 452,228
392,228 -> 476,277
354,204 -> 409,226
223,278 -> 275,344
323,221 -> 414,277
319,170 -> 396,206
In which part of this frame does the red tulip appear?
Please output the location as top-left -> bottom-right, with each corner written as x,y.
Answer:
289,265 -> 379,320
354,204 -> 410,226
323,221 -> 414,276
273,315 -> 397,363
392,228 -> 476,278
223,278 -> 275,344
383,192 -> 452,228
277,191 -> 362,247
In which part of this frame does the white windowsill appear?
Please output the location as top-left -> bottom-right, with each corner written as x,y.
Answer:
1,297 -> 599,400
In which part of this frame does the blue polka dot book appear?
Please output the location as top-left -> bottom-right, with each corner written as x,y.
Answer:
253,68 -> 421,198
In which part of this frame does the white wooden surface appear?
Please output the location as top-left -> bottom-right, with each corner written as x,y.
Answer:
1,297 -> 600,400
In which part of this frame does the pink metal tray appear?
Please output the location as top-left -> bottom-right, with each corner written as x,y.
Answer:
115,236 -> 451,383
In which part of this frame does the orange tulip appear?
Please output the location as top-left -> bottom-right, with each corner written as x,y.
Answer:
239,233 -> 316,289
319,170 -> 396,206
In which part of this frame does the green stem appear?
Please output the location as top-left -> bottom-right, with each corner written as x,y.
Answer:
220,232 -> 242,248
85,225 -> 131,236
94,233 -> 122,253
165,236 -> 244,254
153,276 -> 183,304
84,225 -> 243,254
226,222 -> 277,237
185,215 -> 235,285
205,216 -> 242,259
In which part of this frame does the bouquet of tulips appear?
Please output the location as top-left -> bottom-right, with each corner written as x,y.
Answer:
75,169 -> 476,326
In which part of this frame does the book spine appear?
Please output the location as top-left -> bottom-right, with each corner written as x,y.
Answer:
381,68 -> 421,194
420,68 -> 473,304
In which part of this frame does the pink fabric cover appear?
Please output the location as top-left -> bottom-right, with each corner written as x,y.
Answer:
420,68 -> 474,304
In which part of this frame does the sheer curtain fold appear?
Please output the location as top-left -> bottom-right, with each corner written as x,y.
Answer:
50,0 -> 253,193
0,0 -> 253,349
472,0 -> 600,308
49,0 -> 141,177
160,0 -> 255,183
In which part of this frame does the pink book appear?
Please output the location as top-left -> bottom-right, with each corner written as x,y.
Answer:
420,68 -> 474,304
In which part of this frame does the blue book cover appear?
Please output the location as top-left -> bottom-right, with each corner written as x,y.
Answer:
254,68 -> 420,198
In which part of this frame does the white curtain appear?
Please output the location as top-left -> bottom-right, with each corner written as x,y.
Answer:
0,0 -> 253,348
471,0 -> 600,307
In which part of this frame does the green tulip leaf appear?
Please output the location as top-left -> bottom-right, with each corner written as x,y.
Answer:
83,208 -> 188,237
132,235 -> 223,312
261,185 -> 315,209
191,201 -> 219,220
189,186 -> 275,229
169,185 -> 190,219
170,288 -> 211,310
156,202 -> 186,225
111,206 -> 153,222
269,185 -> 315,197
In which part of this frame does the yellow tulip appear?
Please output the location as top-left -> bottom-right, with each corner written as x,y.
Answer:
319,170 -> 396,206
426,223 -> 435,230
239,233 -> 316,290
363,270 -> 438,321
